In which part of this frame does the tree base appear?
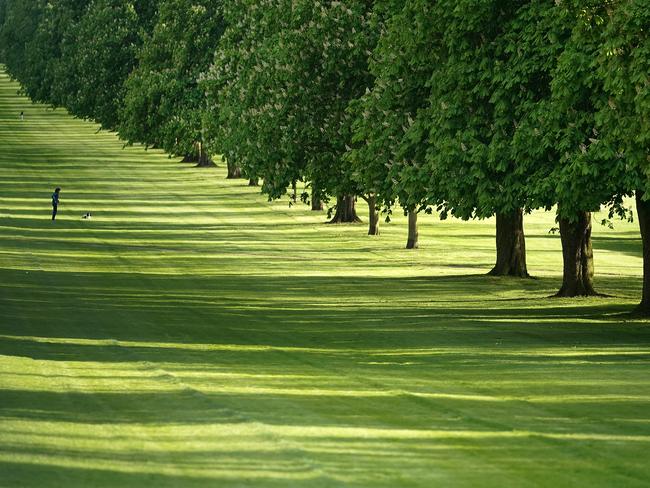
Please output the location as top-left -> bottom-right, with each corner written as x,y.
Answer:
406,239 -> 418,249
551,286 -> 600,298
327,195 -> 361,224
195,159 -> 217,168
487,267 -> 530,278
227,162 -> 242,178
328,215 -> 362,224
628,304 -> 650,318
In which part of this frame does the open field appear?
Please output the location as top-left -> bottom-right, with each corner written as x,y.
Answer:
1,70 -> 650,487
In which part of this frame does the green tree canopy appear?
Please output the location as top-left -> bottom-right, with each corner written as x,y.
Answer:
56,0 -> 154,129
120,0 -> 225,162
204,0 -> 379,220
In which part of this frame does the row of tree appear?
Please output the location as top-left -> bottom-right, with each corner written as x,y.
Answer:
0,1 -> 649,311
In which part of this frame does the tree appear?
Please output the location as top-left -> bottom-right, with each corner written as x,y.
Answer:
591,0 -> 648,310
0,0 -> 154,131
352,0 -> 536,271
120,0 -> 225,166
202,0 -> 290,181
414,0 -> 543,278
3,0 -> 90,106
511,1 -> 636,297
55,0 -> 155,129
0,0 -> 8,62
205,0 -> 378,220
348,0 -> 436,242
0,1 -> 45,85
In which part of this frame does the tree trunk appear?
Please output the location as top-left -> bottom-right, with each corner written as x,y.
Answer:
181,153 -> 197,163
367,194 -> 379,235
311,186 -> 323,211
226,159 -> 242,178
406,211 -> 419,249
555,210 -> 597,297
196,142 -> 215,167
636,190 -> 650,314
248,178 -> 259,186
328,195 -> 361,223
488,209 -> 529,277
291,181 -> 298,204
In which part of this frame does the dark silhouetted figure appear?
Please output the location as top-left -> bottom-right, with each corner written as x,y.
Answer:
52,187 -> 60,220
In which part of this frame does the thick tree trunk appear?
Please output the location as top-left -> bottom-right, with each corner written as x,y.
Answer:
406,211 -> 419,249
248,178 -> 259,186
488,209 -> 529,277
636,191 -> 650,314
311,186 -> 323,211
367,194 -> 379,235
291,181 -> 298,204
226,159 -> 242,178
195,142 -> 215,167
328,195 -> 361,223
555,210 -> 597,297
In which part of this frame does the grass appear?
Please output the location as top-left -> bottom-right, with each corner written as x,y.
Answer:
1,68 -> 650,487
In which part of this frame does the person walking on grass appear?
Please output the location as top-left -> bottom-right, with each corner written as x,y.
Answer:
51,187 -> 60,220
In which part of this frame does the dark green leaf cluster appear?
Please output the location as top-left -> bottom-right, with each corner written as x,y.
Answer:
203,0 -> 383,202
120,0 -> 225,155
350,0 -> 647,222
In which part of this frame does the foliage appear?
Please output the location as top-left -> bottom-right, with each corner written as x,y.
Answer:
0,0 -> 647,237
595,0 -> 649,197
205,0 -> 378,202
510,1 -> 636,220
202,0 -> 290,184
22,0 -> 91,105
57,0 -> 152,129
347,0 -> 434,217
120,0 -> 225,155
350,0 -> 645,226
0,0 -> 45,84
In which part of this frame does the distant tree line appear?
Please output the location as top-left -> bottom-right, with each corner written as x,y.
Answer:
0,1 -> 649,311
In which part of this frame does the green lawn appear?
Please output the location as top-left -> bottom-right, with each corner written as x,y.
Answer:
1,69 -> 650,487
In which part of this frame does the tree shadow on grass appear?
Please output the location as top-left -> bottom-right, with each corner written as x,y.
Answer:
1,431 -> 608,488
1,270 -> 647,348
592,235 -> 642,258
0,460 -> 336,488
1,268 -> 650,486
1,385 -> 650,487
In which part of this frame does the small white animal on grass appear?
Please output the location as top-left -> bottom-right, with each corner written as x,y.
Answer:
82,212 -> 92,219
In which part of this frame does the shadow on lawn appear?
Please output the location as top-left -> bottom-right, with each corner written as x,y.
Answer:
1,382 -> 650,486
2,271 -> 650,486
1,270 -> 647,345
0,460 -> 346,488
0,432 -> 566,488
